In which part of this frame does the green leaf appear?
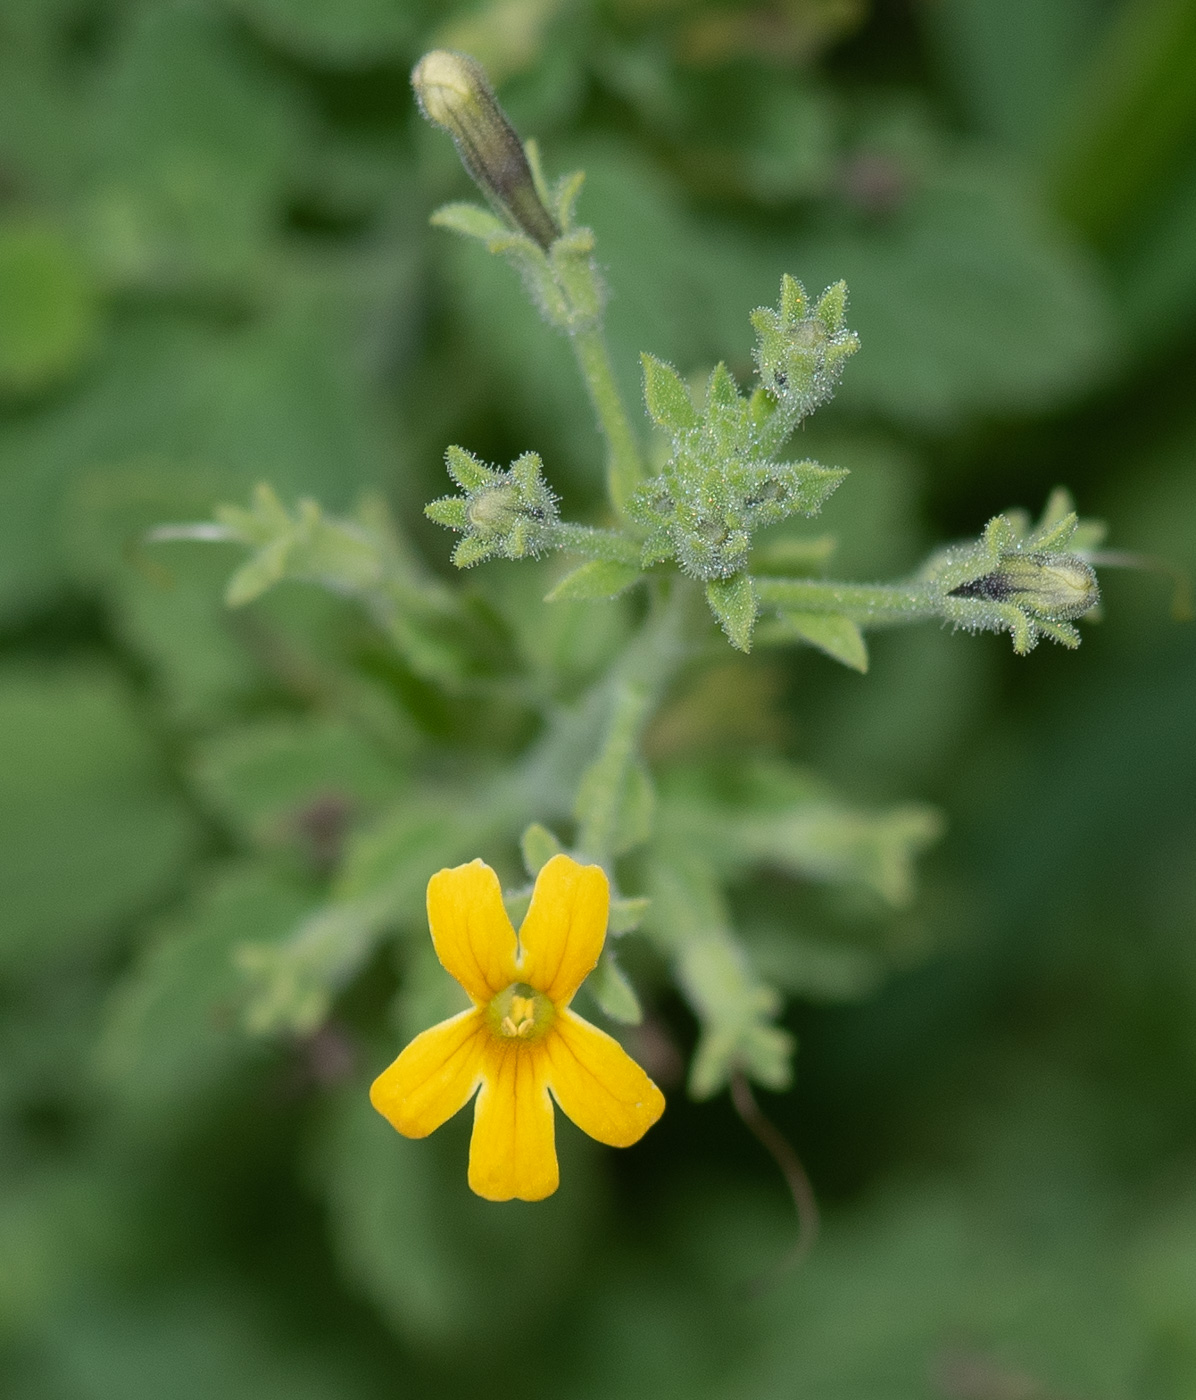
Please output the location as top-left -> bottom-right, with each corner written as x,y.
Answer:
641,352 -> 698,432
430,202 -> 512,245
390,935 -> 472,1045
545,559 -> 642,601
926,0 -> 1108,155
235,790 -> 510,1034
0,663 -> 196,977
97,864 -> 313,1114
0,218 -> 100,397
520,822 -> 563,877
191,717 -> 405,855
706,575 -> 758,651
776,609 -> 869,671
588,948 -> 643,1025
225,534 -> 291,606
614,760 -> 656,856
315,1089 -> 598,1349
646,854 -> 792,1098
788,154 -> 1114,426
85,4 -> 300,293
32,1291 -> 376,1400
733,798 -> 944,907
743,928 -> 884,1003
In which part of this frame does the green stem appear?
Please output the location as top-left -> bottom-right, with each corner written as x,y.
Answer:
570,322 -> 646,518
754,577 -> 937,625
574,681 -> 654,862
573,581 -> 689,863
514,581 -> 689,855
551,521 -> 641,564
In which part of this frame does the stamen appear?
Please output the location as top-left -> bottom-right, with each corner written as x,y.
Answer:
489,982 -> 554,1041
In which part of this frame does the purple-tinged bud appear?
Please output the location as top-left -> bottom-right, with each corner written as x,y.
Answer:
412,50 -> 559,251
949,551 -> 1099,622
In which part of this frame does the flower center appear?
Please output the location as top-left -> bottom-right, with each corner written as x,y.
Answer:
487,982 -> 554,1042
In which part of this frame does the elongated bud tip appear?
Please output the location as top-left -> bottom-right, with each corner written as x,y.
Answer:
412,49 -> 559,251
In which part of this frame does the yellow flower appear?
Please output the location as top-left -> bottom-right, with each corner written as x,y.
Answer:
370,854 -> 666,1201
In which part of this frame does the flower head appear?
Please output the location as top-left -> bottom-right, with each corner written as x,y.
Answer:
370,854 -> 665,1201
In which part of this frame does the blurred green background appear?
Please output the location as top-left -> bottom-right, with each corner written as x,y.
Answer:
2,1 -> 1195,1395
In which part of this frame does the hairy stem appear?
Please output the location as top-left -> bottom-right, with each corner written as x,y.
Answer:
551,521 -> 642,564
754,576 -> 937,624
570,322 -> 647,517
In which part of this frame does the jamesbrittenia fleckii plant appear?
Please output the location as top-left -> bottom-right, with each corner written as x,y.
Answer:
155,48 -> 1110,1202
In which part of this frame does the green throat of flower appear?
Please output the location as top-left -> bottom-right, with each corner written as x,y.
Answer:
487,983 -> 556,1042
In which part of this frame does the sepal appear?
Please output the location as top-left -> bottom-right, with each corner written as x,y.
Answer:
750,275 -> 860,438
589,949 -> 643,1025
926,492 -> 1103,654
545,559 -> 642,601
427,447 -> 559,567
771,610 -> 868,671
627,353 -> 847,586
705,575 -> 757,652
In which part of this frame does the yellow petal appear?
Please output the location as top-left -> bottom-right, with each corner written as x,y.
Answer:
370,1008 -> 487,1138
517,853 -> 609,1005
467,1041 -> 558,1201
427,859 -> 518,1004
546,1009 -> 664,1147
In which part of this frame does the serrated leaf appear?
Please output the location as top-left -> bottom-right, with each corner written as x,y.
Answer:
777,609 -> 869,671
730,794 -> 944,907
706,574 -> 758,651
545,559 -> 641,602
646,855 -> 792,1098
589,949 -> 642,1025
641,352 -> 698,432
788,157 -> 1114,425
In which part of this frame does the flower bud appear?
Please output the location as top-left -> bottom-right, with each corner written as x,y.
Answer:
950,551 -> 1099,621
412,50 -> 559,251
